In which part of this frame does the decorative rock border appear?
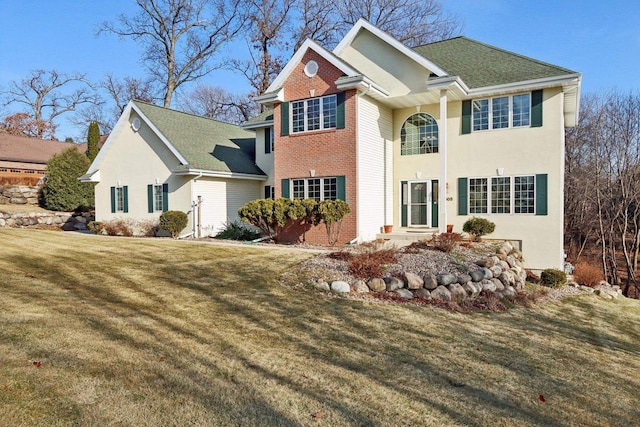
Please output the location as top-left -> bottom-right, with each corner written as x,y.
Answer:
0,210 -> 94,231
0,185 -> 42,205
312,241 -> 527,301
568,280 -> 624,299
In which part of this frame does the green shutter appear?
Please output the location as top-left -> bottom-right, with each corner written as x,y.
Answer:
281,179 -> 290,199
458,178 -> 468,215
461,100 -> 472,134
531,89 -> 543,127
110,186 -> 116,213
431,180 -> 439,228
123,186 -> 129,213
535,174 -> 548,215
162,183 -> 169,212
336,92 -> 346,129
147,185 -> 154,213
264,128 -> 271,154
336,175 -> 346,200
280,102 -> 289,136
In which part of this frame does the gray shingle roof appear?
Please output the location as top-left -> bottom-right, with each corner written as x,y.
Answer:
133,101 -> 265,176
413,37 -> 577,89
243,109 -> 273,125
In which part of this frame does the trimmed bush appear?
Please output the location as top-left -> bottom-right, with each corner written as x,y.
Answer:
215,219 -> 262,241
540,269 -> 567,288
86,121 -> 100,162
462,217 -> 496,241
87,221 -> 104,234
42,147 -> 94,211
159,211 -> 188,238
318,199 -> 350,246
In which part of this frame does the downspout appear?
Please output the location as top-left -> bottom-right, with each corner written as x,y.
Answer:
191,171 -> 203,236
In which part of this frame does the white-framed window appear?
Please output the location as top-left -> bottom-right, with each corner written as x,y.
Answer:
264,185 -> 275,199
473,93 -> 531,131
401,113 -> 439,155
115,187 -> 125,212
291,177 -> 337,201
469,175 -> 535,214
153,184 -> 163,211
264,127 -> 274,153
291,94 -> 337,133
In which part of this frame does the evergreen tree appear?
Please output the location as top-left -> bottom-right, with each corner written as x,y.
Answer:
86,121 -> 100,161
43,147 -> 94,211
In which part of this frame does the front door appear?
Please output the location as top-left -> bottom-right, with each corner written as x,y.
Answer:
401,180 -> 438,227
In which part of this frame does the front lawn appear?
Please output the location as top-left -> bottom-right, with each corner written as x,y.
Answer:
1,228 -> 638,426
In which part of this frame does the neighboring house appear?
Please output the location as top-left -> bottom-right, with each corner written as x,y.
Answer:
0,133 -> 85,180
80,100 -> 265,236
245,19 -> 581,269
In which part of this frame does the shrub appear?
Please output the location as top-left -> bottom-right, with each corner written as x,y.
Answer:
102,219 -> 134,237
573,262 -> 603,287
86,121 -> 100,162
540,268 -> 567,288
317,199 -> 350,246
159,211 -> 188,238
430,232 -> 462,252
462,217 -> 496,241
215,219 -> 262,241
347,248 -> 397,279
42,147 -> 94,211
137,220 -> 159,237
238,198 -> 310,242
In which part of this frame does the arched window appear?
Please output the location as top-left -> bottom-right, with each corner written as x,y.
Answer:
401,113 -> 438,155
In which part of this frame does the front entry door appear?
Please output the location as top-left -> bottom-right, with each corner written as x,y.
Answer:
401,180 -> 438,227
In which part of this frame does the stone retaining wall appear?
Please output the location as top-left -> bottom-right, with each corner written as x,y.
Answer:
0,185 -> 42,205
0,210 -> 94,231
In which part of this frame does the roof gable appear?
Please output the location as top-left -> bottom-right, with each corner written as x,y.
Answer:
414,36 -> 577,89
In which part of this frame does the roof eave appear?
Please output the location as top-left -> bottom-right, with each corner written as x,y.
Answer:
240,119 -> 275,130
173,168 -> 267,181
254,88 -> 284,106
466,73 -> 582,97
335,75 -> 390,97
78,170 -> 100,183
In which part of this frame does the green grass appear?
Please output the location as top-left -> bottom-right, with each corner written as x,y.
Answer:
1,228 -> 639,426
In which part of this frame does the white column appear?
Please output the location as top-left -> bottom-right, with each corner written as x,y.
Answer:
439,89 -> 448,233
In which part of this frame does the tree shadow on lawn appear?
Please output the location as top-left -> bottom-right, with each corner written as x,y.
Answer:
4,244 -> 640,426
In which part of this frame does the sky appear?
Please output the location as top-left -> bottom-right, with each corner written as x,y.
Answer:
0,0 -> 638,140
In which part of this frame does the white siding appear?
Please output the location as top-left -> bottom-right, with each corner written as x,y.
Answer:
254,126 -> 274,197
193,177 -> 260,235
357,95 -> 393,241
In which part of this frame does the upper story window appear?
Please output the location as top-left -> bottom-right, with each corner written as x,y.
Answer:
264,127 -> 274,154
473,93 -> 531,131
401,113 -> 439,155
291,94 -> 337,133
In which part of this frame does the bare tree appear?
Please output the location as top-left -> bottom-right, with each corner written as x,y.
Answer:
178,84 -> 258,124
0,112 -> 57,140
74,74 -> 158,133
99,0 -> 245,108
1,69 -> 98,138
336,0 -> 461,47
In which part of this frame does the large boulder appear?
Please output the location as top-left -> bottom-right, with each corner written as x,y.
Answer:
502,286 -> 517,298
463,282 -> 480,298
331,281 -> 350,293
314,281 -> 330,291
469,270 -> 484,283
405,272 -> 424,289
414,288 -> 432,299
394,289 -> 414,300
448,283 -> 467,301
482,267 -> 493,280
431,285 -> 452,301
491,278 -> 505,291
367,278 -> 386,292
481,280 -> 497,292
457,273 -> 472,285
437,273 -> 457,286
352,280 -> 370,293
384,277 -> 404,291
476,257 -> 495,268
423,274 -> 438,290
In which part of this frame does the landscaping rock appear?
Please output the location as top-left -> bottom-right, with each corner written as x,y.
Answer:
491,278 -> 505,291
423,274 -> 438,290
431,285 -> 452,301
331,281 -> 350,293
481,280 -> 497,292
384,277 -> 404,291
490,265 -> 503,277
476,257 -> 495,268
437,273 -> 457,286
580,285 -> 595,293
367,278 -> 386,292
352,280 -> 370,293
448,283 -> 467,301
463,282 -> 479,298
414,288 -> 432,299
499,242 -> 513,253
469,270 -> 484,282
457,273 -> 472,285
482,267 -> 493,280
506,255 -> 518,268
394,289 -> 414,299
405,272 -> 424,289
314,281 -> 330,291
502,286 -> 517,298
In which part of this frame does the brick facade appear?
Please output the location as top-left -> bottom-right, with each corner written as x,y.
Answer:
274,50 -> 358,244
